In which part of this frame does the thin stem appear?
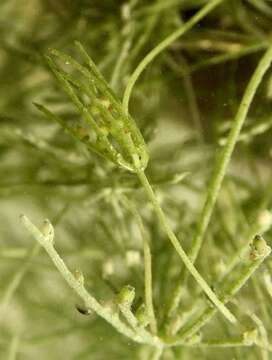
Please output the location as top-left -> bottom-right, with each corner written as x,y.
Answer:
122,196 -> 157,333
111,38 -> 132,91
151,346 -> 164,360
0,205 -> 69,318
187,42 -> 268,75
129,13 -> 158,62
189,45 -> 272,264
122,0 -> 224,114
184,337 -> 253,348
166,55 -> 203,142
143,233 -> 157,334
0,244 -> 40,317
20,215 -> 162,347
110,0 -> 138,90
7,335 -> 20,360
136,169 -> 236,324
250,313 -> 269,360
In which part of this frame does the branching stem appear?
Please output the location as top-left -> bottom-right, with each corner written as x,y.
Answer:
166,44 -> 272,321
170,239 -> 271,345
20,215 -> 162,347
136,169 -> 236,323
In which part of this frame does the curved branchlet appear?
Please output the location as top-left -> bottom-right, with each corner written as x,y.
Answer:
20,215 -> 162,347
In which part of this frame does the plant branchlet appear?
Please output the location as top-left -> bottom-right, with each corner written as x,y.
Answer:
35,42 -> 149,173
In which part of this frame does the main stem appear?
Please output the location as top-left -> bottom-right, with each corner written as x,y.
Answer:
136,170 -> 236,324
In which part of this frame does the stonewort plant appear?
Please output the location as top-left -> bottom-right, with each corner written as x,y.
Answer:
1,0 -> 272,359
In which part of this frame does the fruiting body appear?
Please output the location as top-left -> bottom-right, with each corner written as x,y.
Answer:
36,43 -> 149,173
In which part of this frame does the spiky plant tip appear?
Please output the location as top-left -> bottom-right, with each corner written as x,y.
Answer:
38,43 -> 149,173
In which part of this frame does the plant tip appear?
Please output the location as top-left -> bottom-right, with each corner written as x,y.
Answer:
117,285 -> 135,307
250,234 -> 271,260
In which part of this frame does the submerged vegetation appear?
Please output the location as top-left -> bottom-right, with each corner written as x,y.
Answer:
1,0 -> 272,359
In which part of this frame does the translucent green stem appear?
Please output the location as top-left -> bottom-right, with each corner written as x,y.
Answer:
122,0 -> 225,114
136,170 -> 236,323
7,335 -> 20,360
189,45 -> 272,265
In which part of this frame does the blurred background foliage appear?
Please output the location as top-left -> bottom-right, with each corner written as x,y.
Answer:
0,0 -> 272,359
